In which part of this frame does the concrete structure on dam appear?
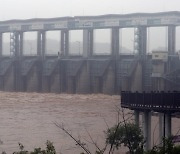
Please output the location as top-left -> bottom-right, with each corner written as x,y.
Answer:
0,11 -> 180,94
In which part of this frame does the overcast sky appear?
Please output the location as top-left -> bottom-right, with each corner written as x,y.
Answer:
0,0 -> 180,20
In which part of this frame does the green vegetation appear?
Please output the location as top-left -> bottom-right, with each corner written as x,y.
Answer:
2,141 -> 56,154
106,123 -> 144,154
146,137 -> 180,154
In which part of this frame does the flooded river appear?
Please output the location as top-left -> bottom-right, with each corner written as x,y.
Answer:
0,92 -> 120,154
0,92 -> 179,154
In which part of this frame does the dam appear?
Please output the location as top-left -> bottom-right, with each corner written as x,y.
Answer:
0,11 -> 180,94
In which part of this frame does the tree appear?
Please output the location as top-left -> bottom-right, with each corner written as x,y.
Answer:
106,123 -> 144,154
146,137 -> 180,154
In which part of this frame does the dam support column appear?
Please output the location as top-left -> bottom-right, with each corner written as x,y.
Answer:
41,31 -> 46,60
61,30 -> 69,57
37,31 -> 47,92
111,28 -> 119,57
137,26 -> 147,56
143,111 -> 151,151
112,28 -> 119,93
137,26 -> 147,91
15,32 -> 24,57
0,33 -> 2,57
129,27 -> 147,92
89,29 -> 93,56
83,29 -> 93,57
37,31 -> 42,57
37,31 -> 46,59
82,29 -> 93,93
13,32 -> 24,91
19,32 -> 24,57
168,26 -> 176,55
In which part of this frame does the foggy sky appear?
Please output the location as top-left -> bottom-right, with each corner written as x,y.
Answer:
0,0 -> 180,20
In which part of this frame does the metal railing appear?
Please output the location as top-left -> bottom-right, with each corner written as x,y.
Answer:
121,91 -> 180,112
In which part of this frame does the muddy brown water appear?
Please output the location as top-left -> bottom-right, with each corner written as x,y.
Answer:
0,92 -> 121,154
0,92 -> 179,154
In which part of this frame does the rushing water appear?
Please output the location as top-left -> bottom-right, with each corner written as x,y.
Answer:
0,92 -> 120,154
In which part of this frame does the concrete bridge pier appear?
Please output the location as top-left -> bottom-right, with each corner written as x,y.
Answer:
159,113 -> 164,143
165,113 -> 172,137
142,112 -> 171,150
134,110 -> 140,126
159,112 -> 172,144
133,110 -> 172,150
142,111 -> 151,151
134,111 -> 172,149
134,110 -> 151,151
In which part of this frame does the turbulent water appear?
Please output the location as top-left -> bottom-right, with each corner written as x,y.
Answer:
0,92 -> 179,154
0,92 -> 120,154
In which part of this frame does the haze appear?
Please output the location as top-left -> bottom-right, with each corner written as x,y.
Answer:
0,0 -> 180,20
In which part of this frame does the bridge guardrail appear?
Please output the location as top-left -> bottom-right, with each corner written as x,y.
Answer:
121,91 -> 180,112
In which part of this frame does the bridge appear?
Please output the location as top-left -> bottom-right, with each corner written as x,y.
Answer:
121,91 -> 180,151
0,11 -> 180,93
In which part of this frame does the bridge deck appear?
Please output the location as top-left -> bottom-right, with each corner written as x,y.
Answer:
121,91 -> 180,113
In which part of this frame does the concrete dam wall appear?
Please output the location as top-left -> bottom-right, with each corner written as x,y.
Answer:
0,12 -> 180,93
0,55 -> 148,94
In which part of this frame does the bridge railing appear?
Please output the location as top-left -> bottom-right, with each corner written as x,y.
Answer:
121,91 -> 180,112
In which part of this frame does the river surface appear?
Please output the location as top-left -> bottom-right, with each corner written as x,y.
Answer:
0,92 -> 179,154
0,92 -> 121,154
